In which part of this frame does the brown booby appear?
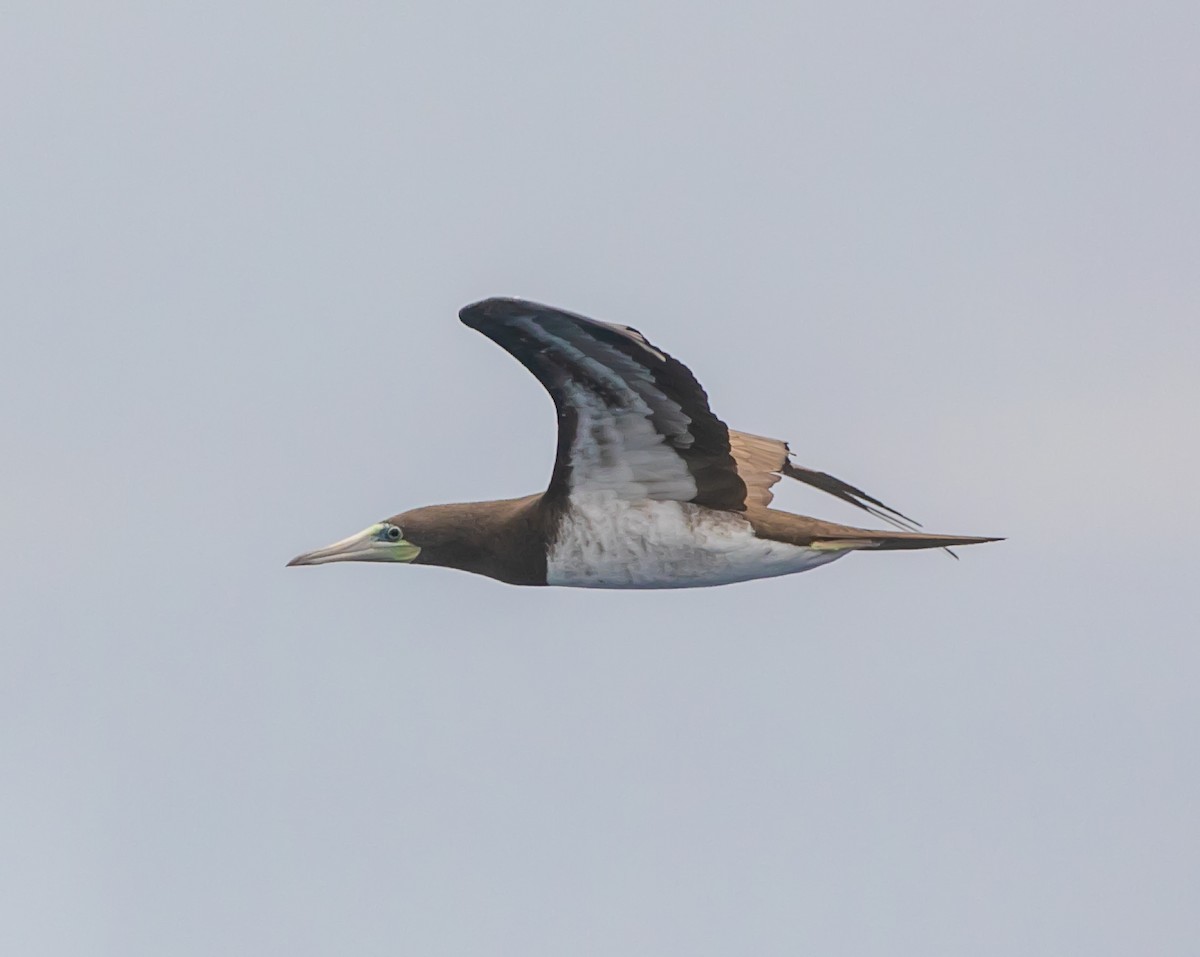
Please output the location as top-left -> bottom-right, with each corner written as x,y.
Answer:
288,298 -> 1000,587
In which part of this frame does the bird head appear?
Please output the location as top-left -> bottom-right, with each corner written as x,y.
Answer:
286,520 -> 421,567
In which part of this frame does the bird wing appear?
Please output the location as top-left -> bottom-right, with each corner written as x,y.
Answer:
728,429 -> 921,530
726,430 -> 788,508
460,298 -> 923,528
460,298 -> 749,510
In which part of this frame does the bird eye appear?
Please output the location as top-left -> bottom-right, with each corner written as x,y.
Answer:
386,526 -> 402,542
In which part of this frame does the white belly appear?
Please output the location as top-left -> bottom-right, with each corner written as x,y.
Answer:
545,493 -> 847,589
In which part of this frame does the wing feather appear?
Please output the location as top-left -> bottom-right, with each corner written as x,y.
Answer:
728,429 -> 922,531
461,298 -> 924,530
460,298 -> 748,509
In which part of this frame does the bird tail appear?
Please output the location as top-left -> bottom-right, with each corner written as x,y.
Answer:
810,532 -> 1004,554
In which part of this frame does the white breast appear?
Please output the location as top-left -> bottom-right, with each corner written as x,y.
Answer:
546,492 -> 847,589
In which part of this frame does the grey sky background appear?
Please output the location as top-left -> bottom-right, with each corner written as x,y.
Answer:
3,2 -> 1198,954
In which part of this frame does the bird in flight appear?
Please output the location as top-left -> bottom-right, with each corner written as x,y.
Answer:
288,298 -> 1000,587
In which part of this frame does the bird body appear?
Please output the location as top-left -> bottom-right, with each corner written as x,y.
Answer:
546,494 -> 845,589
288,298 -> 1000,586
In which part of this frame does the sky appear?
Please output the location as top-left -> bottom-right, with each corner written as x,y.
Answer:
2,1 -> 1198,954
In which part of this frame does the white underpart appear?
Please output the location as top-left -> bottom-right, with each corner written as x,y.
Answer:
547,492 -> 848,589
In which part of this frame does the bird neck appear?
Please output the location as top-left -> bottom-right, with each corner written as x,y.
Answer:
404,495 -> 550,585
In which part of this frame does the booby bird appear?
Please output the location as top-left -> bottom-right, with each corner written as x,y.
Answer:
288,298 -> 1000,587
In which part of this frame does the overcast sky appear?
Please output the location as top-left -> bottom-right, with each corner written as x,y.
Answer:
3,2 -> 1198,955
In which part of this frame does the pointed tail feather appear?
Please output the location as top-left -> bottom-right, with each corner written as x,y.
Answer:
811,532 -> 1004,552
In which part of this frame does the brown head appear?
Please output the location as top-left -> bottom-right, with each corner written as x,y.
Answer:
286,495 -> 549,585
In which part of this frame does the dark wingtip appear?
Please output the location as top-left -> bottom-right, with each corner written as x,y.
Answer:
781,462 -> 924,532
458,298 -> 497,327
460,297 -> 549,328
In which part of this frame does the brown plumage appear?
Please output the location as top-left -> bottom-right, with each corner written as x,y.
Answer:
383,494 -> 998,586
394,496 -> 550,586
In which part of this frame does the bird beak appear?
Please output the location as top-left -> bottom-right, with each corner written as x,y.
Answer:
286,524 -> 421,567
